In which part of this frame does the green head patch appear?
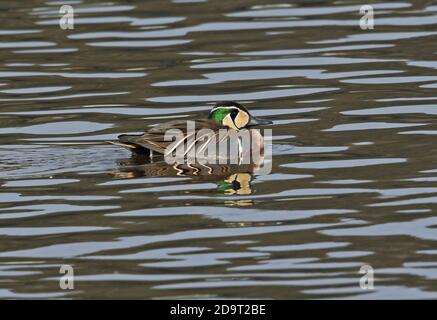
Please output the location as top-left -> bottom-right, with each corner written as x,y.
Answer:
208,107 -> 232,124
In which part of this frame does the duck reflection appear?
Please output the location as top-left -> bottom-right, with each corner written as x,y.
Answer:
217,173 -> 252,195
113,154 -> 257,197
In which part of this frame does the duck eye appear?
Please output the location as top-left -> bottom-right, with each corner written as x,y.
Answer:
230,109 -> 238,121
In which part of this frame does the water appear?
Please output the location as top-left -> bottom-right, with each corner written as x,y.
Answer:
0,0 -> 437,299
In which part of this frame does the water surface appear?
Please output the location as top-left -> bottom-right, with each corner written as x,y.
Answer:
1,0 -> 437,299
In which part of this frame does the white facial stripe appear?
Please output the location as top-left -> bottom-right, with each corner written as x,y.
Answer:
210,106 -> 239,114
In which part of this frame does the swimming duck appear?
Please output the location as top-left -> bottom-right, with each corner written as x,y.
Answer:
107,101 -> 273,160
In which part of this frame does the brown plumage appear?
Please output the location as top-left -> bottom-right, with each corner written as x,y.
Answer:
107,119 -> 225,155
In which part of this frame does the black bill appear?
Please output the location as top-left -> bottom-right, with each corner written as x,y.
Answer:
248,116 -> 273,127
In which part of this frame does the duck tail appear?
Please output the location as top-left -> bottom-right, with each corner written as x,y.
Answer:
118,134 -> 141,144
106,134 -> 151,155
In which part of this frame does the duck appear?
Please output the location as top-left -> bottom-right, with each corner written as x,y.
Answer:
107,101 -> 273,161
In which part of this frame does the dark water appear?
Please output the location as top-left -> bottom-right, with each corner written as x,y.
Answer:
1,0 -> 437,299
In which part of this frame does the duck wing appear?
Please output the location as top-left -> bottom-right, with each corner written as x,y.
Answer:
112,119 -> 222,155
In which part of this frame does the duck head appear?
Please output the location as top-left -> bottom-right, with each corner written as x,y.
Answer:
208,101 -> 273,130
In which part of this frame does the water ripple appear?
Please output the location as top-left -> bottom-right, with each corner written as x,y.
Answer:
0,0 -> 436,299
